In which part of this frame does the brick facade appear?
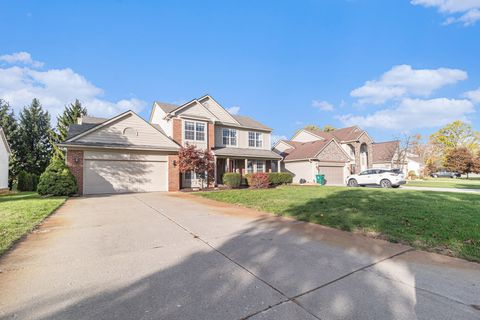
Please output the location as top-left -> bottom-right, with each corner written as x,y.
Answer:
66,149 -> 84,195
168,155 -> 180,191
207,123 -> 215,151
172,119 -> 182,146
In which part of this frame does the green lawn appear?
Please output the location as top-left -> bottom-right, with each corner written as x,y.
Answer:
407,177 -> 480,190
0,192 -> 66,256
197,186 -> 480,262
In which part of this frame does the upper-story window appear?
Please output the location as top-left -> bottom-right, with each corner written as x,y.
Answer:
184,121 -> 205,141
222,128 -> 237,146
248,132 -> 263,148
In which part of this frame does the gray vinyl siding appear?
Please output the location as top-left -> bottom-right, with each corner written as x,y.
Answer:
215,126 -> 271,150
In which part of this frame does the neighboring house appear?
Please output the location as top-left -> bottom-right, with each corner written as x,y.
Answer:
0,127 -> 11,192
150,94 -> 282,188
59,95 -> 280,195
59,111 -> 180,195
274,126 -> 422,184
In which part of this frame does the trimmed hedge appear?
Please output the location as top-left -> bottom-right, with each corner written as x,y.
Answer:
223,173 -> 242,188
268,172 -> 293,186
245,172 -> 293,188
37,158 -> 77,196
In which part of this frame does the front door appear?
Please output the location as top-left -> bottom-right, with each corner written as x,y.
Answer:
217,158 -> 226,184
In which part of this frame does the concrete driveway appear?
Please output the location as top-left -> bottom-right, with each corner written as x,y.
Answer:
0,192 -> 479,320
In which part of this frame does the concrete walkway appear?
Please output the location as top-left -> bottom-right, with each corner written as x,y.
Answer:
0,192 -> 478,320
401,185 -> 480,194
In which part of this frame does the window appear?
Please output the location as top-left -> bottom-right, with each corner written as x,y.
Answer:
248,132 -> 263,148
256,161 -> 265,173
196,123 -> 205,141
247,160 -> 254,174
184,171 -> 192,179
184,121 -> 205,141
184,121 -> 195,140
222,128 -> 237,146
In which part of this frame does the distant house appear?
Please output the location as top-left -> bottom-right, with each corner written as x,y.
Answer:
273,126 -> 423,184
0,127 -> 11,192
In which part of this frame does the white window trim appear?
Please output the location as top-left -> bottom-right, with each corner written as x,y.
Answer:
183,120 -> 206,142
222,128 -> 238,147
247,160 -> 266,173
248,131 -> 263,148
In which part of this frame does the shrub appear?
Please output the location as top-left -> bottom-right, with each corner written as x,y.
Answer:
31,174 -> 39,191
25,173 -> 34,191
407,170 -> 417,180
249,173 -> 270,189
222,173 -> 242,188
17,171 -> 28,191
37,158 -> 77,196
268,172 -> 293,186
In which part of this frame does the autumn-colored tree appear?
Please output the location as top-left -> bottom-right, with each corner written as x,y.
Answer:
322,125 -> 335,132
178,144 -> 215,188
444,147 -> 477,178
303,125 -> 321,131
430,121 -> 479,159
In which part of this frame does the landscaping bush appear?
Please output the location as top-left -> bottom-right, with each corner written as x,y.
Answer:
249,173 -> 270,189
17,171 -> 29,191
407,170 -> 417,180
37,158 -> 77,196
31,174 -> 39,191
268,172 -> 293,186
222,173 -> 242,188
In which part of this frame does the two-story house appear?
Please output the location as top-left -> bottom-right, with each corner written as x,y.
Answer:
150,95 -> 282,188
60,95 -> 281,195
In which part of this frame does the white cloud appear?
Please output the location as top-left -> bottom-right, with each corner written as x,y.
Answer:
226,106 -> 240,115
0,52 -> 44,68
350,65 -> 467,104
312,100 -> 334,111
339,98 -> 475,130
464,87 -> 480,103
0,53 -> 145,120
411,0 -> 480,26
271,134 -> 288,146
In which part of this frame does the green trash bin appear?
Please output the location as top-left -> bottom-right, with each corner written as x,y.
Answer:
315,174 -> 325,185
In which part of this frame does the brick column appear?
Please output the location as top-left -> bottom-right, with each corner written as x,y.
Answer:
208,123 -> 215,151
66,150 -> 84,195
172,119 -> 182,146
168,155 -> 180,191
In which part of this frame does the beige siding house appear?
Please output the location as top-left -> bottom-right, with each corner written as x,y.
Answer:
150,95 -> 281,188
60,95 -> 280,195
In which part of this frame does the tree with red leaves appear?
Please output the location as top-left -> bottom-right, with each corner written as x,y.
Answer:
444,147 -> 479,179
178,144 -> 215,188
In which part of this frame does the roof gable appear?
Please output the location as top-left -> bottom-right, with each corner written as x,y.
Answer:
291,129 -> 327,142
65,111 -> 179,150
198,95 -> 239,124
372,141 -> 399,163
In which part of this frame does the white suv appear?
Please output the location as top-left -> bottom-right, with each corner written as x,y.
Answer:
346,169 -> 406,188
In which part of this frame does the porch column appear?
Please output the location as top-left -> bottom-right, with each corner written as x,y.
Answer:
277,160 -> 281,172
213,156 -> 217,187
226,157 -> 230,172
244,158 -> 248,175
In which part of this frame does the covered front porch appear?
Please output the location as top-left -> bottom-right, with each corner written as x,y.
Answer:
215,157 -> 281,185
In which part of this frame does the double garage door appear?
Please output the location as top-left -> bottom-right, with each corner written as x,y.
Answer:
317,165 -> 345,185
83,151 -> 168,195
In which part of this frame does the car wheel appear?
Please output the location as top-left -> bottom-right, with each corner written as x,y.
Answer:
348,179 -> 358,187
380,179 -> 392,188
392,185 -> 400,188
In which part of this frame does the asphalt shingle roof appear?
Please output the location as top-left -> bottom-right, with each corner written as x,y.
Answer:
280,140 -> 331,161
372,141 -> 399,163
212,147 -> 282,159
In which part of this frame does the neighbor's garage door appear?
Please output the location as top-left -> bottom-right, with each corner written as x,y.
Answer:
317,165 -> 344,185
83,151 -> 168,195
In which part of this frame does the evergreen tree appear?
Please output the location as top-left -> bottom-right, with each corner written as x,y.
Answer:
17,99 -> 52,175
51,99 -> 87,158
0,100 -> 22,188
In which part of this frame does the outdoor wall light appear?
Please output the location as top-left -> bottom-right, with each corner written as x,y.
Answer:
74,157 -> 80,164
172,159 -> 177,167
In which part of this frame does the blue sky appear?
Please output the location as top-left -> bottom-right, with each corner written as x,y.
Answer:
1,0 -> 479,143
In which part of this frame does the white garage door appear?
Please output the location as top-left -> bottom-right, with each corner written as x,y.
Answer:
84,159 -> 168,195
317,166 -> 345,185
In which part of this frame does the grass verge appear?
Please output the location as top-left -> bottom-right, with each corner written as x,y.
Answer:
0,192 -> 66,256
197,186 -> 480,262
